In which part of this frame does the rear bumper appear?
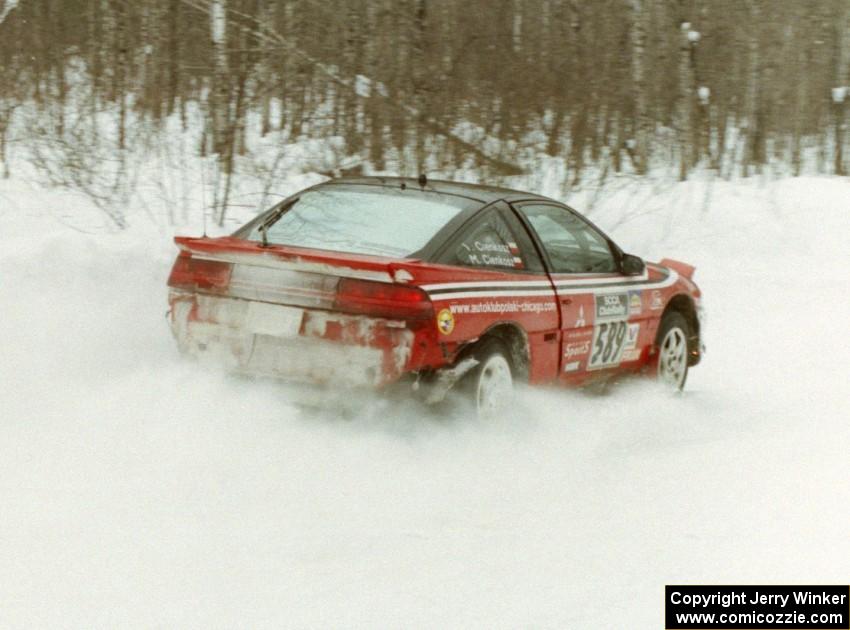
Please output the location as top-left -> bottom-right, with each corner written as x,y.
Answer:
168,291 -> 415,388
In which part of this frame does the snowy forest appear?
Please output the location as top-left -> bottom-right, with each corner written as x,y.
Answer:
1,0 -> 850,226
2,3 -> 850,628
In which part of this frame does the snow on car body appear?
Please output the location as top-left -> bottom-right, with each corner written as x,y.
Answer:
167,177 -> 704,406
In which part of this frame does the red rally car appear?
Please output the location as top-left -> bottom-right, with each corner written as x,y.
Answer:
167,177 -> 704,414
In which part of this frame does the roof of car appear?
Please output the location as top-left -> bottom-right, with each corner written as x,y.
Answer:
321,176 -> 557,205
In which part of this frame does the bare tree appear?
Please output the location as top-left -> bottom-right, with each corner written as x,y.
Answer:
834,2 -> 850,175
3,0 -> 850,220
630,0 -> 650,175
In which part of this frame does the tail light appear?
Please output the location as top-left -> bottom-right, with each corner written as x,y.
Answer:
167,252 -> 232,292
333,278 -> 433,321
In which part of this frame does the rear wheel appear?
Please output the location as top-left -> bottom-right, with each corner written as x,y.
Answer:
463,339 -> 514,418
656,311 -> 689,391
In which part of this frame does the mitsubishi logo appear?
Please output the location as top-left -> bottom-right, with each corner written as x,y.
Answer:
575,305 -> 586,327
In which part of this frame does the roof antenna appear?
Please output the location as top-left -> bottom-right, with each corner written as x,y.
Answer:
418,173 -> 427,188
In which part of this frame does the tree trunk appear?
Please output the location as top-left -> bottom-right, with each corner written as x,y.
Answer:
677,22 -> 696,180
167,0 -> 181,117
210,0 -> 229,156
630,0 -> 650,174
412,0 -> 429,174
834,5 -> 850,175
743,0 -> 763,176
0,108 -> 10,179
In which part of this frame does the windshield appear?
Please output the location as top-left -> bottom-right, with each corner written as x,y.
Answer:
242,185 -> 474,258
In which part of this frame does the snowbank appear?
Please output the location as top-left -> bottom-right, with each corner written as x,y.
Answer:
1,174 -> 848,628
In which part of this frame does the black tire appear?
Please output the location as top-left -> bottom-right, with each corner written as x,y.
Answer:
656,311 -> 690,391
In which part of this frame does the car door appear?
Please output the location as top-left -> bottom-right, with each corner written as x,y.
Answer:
431,201 -> 561,383
511,202 -> 648,383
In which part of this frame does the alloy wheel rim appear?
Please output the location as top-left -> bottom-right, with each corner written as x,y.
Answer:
658,327 -> 687,389
477,356 -> 513,416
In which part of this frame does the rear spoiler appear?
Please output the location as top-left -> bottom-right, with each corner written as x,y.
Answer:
173,236 -> 399,283
659,258 -> 696,280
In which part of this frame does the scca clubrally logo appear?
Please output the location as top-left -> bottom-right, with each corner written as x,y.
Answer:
437,308 -> 455,335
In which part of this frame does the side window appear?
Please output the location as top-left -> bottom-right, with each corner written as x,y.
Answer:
439,208 -> 537,271
516,203 -> 617,273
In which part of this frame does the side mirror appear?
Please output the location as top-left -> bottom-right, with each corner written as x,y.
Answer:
621,253 -> 645,276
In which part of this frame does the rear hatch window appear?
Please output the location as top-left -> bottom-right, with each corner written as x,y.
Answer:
239,185 -> 477,258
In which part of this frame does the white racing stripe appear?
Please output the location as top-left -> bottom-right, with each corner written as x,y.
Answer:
422,271 -> 652,292
430,289 -> 557,301
553,270 -> 649,285
555,270 -> 679,295
424,268 -> 678,301
421,280 -> 554,291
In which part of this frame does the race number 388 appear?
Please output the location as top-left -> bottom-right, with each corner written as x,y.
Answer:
589,320 -> 628,369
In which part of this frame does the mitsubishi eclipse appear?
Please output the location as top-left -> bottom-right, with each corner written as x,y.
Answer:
167,176 -> 704,414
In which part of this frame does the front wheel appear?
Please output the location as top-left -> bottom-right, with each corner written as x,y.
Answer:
656,311 -> 690,391
463,339 -> 514,418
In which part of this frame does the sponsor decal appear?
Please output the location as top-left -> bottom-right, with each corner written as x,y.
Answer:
436,308 -> 455,335
564,340 -> 591,360
628,290 -> 642,315
564,361 -> 580,372
565,328 -> 593,341
448,301 -> 556,315
575,305 -> 586,327
621,349 -> 641,362
595,294 -> 628,320
624,323 -> 640,350
650,289 -> 664,310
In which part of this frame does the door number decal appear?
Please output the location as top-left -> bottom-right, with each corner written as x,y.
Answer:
589,320 -> 628,369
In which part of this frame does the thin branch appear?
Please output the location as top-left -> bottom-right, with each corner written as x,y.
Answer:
178,0 -> 526,176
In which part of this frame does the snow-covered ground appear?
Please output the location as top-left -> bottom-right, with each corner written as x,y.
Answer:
1,173 -> 848,628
